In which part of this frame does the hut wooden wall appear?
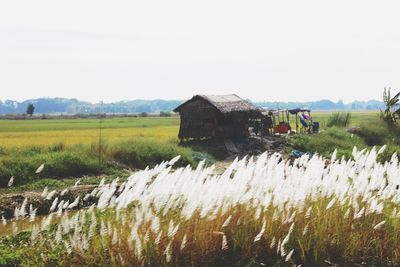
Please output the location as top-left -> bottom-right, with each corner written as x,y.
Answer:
177,98 -> 252,140
178,98 -> 218,139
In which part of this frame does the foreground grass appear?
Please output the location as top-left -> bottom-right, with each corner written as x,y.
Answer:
1,149 -> 400,266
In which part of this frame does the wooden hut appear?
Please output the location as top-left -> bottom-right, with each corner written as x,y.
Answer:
174,94 -> 262,140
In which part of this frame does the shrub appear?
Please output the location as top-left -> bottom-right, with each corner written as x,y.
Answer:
0,150 -> 104,187
326,112 -> 351,127
357,120 -> 392,146
288,127 -> 367,159
108,139 -> 195,169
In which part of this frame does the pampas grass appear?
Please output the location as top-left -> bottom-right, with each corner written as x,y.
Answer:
4,147 -> 400,266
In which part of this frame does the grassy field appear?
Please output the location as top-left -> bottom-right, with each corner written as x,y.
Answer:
0,112 -> 380,188
0,112 -> 377,148
0,117 -> 180,148
311,110 -> 378,126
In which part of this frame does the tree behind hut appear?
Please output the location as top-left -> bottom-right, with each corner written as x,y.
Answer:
26,103 -> 35,116
380,87 -> 400,126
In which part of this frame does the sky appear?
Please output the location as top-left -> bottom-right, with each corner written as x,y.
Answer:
0,0 -> 399,103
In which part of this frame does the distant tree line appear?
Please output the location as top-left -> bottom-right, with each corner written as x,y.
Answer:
0,97 -> 385,115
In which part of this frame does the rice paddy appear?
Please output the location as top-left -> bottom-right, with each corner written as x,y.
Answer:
0,117 -> 180,148
0,112 -> 376,148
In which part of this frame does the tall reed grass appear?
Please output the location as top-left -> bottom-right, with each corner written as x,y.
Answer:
2,147 -> 400,265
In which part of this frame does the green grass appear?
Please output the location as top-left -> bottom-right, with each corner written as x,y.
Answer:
0,117 -> 180,133
0,140 -> 197,189
106,139 -> 196,169
288,127 -> 367,159
326,112 -> 351,127
311,111 -> 378,127
288,111 -> 400,163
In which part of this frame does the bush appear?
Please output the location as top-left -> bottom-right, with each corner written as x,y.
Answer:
288,127 -> 367,159
326,112 -> 351,127
108,139 -> 195,169
358,118 -> 400,146
0,149 -> 104,187
160,111 -> 171,117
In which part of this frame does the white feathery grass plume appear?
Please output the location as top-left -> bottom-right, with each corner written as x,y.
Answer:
168,221 -> 180,238
167,220 -> 174,237
30,225 -> 39,242
63,241 -> 72,255
254,219 -> 266,242
302,223 -> 309,236
254,207 -> 262,221
378,145 -> 387,155
150,217 -> 160,233
41,213 -> 53,231
180,233 -> 187,251
57,200 -> 65,209
7,176 -> 14,187
88,203 -> 96,213
164,241 -> 172,263
280,224 -> 294,257
55,224 -> 62,243
288,222 -> 295,235
112,229 -> 118,245
29,204 -> 37,222
19,198 -> 28,217
1,216 -> 6,226
344,208 -> 351,219
270,236 -> 276,248
62,200 -> 70,210
100,221 -> 107,237
285,211 -> 296,224
98,177 -> 105,187
41,186 -> 48,198
305,207 -> 312,219
45,190 -> 56,200
222,215 -> 232,228
391,207 -> 398,218
35,163 -> 45,174
285,249 -> 294,262
49,197 -> 58,213
83,193 -> 91,201
331,149 -> 337,162
221,234 -> 228,250
373,220 -> 386,230
60,189 -> 68,196
276,239 -> 281,255
117,182 -> 126,193
326,198 -> 336,210
353,207 -> 365,219
74,179 -> 81,188
168,155 -> 181,166
68,196 -> 80,209
155,231 -> 162,244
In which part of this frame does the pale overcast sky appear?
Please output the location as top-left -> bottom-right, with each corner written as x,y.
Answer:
0,0 -> 399,103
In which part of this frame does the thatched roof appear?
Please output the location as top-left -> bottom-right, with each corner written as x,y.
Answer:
174,94 -> 261,114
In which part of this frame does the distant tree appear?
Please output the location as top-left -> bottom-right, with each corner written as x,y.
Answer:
140,112 -> 148,117
26,103 -> 35,116
160,111 -> 171,117
380,87 -> 400,126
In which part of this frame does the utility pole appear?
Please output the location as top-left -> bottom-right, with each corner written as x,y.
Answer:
98,101 -> 103,168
